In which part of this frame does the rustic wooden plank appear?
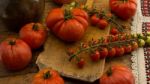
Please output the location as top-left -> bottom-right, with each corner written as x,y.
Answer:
36,0 -> 108,82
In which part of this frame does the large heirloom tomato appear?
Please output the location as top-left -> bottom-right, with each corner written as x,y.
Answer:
32,69 -> 64,84
110,0 -> 137,20
53,0 -> 73,5
0,38 -> 32,71
100,64 -> 135,84
46,8 -> 88,42
19,23 -> 47,49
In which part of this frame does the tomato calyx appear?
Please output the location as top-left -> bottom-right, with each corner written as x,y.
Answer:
107,67 -> 113,76
121,0 -> 128,3
64,9 -> 73,20
8,40 -> 16,45
43,71 -> 51,79
32,23 -> 39,31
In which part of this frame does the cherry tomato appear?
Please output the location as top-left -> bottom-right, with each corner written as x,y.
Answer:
110,27 -> 119,35
106,13 -> 113,18
90,50 -> 100,62
115,46 -> 125,57
124,44 -> 132,54
90,14 -> 100,26
132,41 -> 138,51
108,47 -> 116,58
77,58 -> 85,68
97,19 -> 108,30
106,35 -> 116,42
99,47 -> 108,59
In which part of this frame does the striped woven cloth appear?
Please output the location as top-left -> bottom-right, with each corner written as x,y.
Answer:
131,0 -> 150,84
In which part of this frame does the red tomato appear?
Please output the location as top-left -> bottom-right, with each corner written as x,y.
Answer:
77,58 -> 85,68
46,8 -> 88,42
116,34 -> 126,41
115,46 -> 125,57
106,35 -> 116,42
132,41 -> 138,51
114,35 -> 118,41
124,44 -> 132,54
110,27 -> 119,35
121,34 -> 126,40
97,19 -> 108,30
100,64 -> 135,84
19,23 -> 47,49
106,13 -> 113,18
110,0 -> 137,20
90,50 -> 100,62
99,47 -> 108,59
0,38 -> 32,71
90,14 -> 100,26
108,47 -> 116,58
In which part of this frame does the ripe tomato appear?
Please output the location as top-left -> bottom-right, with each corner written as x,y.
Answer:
77,58 -> 85,68
121,34 -> 126,40
90,50 -> 100,62
106,35 -> 116,42
97,19 -> 108,30
110,0 -> 137,20
114,35 -> 118,41
90,14 -> 100,26
106,13 -> 113,18
110,27 -> 119,35
0,38 -> 32,71
115,46 -> 125,57
108,47 -> 116,58
100,64 -> 135,84
46,8 -> 88,42
99,47 -> 108,59
124,44 -> 132,54
32,69 -> 64,84
19,23 -> 48,49
116,34 -> 126,41
132,41 -> 138,51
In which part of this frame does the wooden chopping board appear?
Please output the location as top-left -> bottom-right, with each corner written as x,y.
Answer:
36,0 -> 110,82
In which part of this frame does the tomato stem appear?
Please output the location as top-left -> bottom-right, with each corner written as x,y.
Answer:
107,67 -> 113,76
64,9 -> 73,20
121,0 -> 128,3
9,40 -> 16,45
68,37 -> 137,61
32,23 -> 39,31
43,71 -> 51,79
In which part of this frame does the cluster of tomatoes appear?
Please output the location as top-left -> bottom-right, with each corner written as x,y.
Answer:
90,13 -> 112,30
69,33 -> 139,68
0,23 -> 47,71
